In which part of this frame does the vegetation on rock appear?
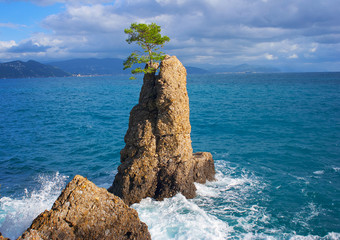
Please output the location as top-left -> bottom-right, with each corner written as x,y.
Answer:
123,23 -> 170,79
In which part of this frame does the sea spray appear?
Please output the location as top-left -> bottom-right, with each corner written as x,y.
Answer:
193,160 -> 271,238
0,172 -> 68,239
132,194 -> 230,240
132,160 -> 266,239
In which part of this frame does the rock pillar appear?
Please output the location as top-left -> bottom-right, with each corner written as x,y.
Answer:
109,56 -> 215,205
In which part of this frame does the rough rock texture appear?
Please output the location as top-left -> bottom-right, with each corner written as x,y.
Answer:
18,175 -> 151,240
109,56 -> 215,205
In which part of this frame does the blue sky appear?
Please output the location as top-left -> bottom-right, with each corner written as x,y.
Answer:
0,0 -> 339,71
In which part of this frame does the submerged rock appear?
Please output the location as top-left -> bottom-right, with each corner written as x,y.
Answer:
109,56 -> 215,205
18,175 -> 151,240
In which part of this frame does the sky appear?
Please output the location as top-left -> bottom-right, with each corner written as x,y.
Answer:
0,0 -> 340,72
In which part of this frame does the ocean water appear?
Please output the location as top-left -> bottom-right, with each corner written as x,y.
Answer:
0,73 -> 339,239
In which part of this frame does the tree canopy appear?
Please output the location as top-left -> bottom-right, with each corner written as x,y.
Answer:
123,23 -> 170,79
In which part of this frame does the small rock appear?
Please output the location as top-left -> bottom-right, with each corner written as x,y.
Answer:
17,175 -> 151,240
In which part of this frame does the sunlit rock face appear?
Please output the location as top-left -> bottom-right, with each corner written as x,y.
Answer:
18,175 -> 151,240
109,56 -> 215,206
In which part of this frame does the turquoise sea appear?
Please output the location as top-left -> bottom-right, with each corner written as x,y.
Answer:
0,73 -> 339,239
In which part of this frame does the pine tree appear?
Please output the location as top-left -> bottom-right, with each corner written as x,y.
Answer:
123,23 -> 170,79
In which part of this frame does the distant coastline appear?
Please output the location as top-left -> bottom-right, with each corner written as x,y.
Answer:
0,60 -> 70,79
2,58 -> 339,80
1,58 -> 283,79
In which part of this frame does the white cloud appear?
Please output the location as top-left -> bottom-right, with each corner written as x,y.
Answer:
155,0 -> 187,5
42,4 -> 131,34
265,53 -> 278,60
0,40 -> 17,50
16,0 -> 112,6
310,43 -> 318,52
288,54 -> 298,59
8,40 -> 49,53
1,0 -> 340,71
0,22 -> 27,28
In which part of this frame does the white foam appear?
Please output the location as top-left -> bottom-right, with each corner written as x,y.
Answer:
242,232 -> 340,240
292,202 -> 323,230
133,158 -> 339,240
0,172 -> 68,239
313,170 -> 325,175
132,194 -> 230,240
132,160 -> 270,239
289,232 -> 340,240
194,182 -> 219,198
1,157 -> 337,239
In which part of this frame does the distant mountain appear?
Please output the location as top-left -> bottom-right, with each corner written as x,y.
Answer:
49,58 -> 126,75
0,58 -> 281,80
209,63 -> 280,73
47,58 -> 280,76
186,66 -> 210,74
49,58 -> 211,76
0,60 -> 71,79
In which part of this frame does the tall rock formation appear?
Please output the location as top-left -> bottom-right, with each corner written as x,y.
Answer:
18,175 -> 151,240
109,56 -> 215,205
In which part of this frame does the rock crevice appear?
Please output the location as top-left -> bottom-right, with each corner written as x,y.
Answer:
109,56 -> 215,205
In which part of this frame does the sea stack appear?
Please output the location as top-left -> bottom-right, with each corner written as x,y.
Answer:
18,175 -> 151,240
108,55 -> 215,205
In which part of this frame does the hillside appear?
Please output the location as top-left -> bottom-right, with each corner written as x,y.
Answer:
49,58 -> 126,75
0,58 -> 280,79
0,60 -> 71,79
186,66 -> 210,74
50,58 -> 281,75
49,58 -> 209,75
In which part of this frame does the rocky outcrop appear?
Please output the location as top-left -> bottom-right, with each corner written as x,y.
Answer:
109,56 -> 215,205
18,175 -> 151,240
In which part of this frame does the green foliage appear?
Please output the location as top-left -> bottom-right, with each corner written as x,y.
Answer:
123,23 -> 170,79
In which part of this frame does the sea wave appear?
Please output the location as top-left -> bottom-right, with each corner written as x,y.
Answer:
133,159 -> 340,240
243,232 -> 340,240
0,162 -> 338,240
0,172 -> 68,239
313,170 -> 325,175
132,159 -> 267,239
132,194 -> 230,240
193,160 -> 270,238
